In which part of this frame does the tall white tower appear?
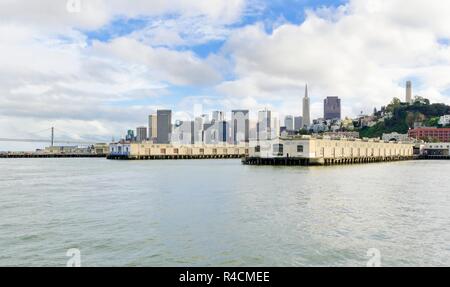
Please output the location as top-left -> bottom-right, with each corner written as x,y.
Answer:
406,81 -> 412,103
302,84 -> 311,128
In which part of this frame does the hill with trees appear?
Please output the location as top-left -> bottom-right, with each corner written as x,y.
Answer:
359,97 -> 450,138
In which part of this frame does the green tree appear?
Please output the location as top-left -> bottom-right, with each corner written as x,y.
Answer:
413,96 -> 430,105
386,97 -> 401,113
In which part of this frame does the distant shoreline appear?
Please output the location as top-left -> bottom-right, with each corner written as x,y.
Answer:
0,153 -> 106,158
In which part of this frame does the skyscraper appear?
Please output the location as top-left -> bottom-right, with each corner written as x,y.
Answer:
284,115 -> 294,131
194,117 -> 204,144
217,121 -> 229,143
148,114 -> 157,142
156,110 -> 172,144
324,96 -> 341,120
202,122 -> 215,144
294,116 -> 303,131
136,126 -> 147,142
271,114 -> 280,138
232,110 -> 249,144
257,109 -> 272,140
302,84 -> 311,128
406,81 -> 412,103
126,130 -> 135,142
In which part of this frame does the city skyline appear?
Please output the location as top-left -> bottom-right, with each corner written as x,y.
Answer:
122,79 -> 441,146
2,0 -> 450,151
0,77 -> 438,150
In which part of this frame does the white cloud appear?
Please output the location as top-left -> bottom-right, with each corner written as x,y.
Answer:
0,26 -> 168,143
216,0 -> 450,119
0,1 -> 230,146
92,37 -> 222,85
0,0 -> 245,30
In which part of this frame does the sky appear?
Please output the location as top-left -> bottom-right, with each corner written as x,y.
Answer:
1,0 -> 450,150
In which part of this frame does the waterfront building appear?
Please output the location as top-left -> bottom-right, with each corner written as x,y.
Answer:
231,110 -> 250,144
284,115 -> 294,131
156,110 -> 172,144
324,96 -> 341,120
302,85 -> 311,128
408,127 -> 450,142
109,142 -> 249,159
93,143 -> 109,155
406,81 -> 412,103
294,116 -> 303,131
421,142 -> 450,156
245,136 -> 414,165
420,142 -> 450,157
45,146 -> 89,154
136,126 -> 147,142
148,114 -> 157,142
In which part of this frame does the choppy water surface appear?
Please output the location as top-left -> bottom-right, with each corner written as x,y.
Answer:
1,158 -> 449,266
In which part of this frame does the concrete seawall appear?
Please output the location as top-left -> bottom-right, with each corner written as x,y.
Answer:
242,155 -> 414,166
107,154 -> 244,160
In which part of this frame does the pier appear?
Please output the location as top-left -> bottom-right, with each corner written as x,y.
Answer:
107,142 -> 249,160
242,136 -> 415,166
0,153 -> 106,158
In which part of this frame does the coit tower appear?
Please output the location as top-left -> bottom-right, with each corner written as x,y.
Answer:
406,81 -> 412,103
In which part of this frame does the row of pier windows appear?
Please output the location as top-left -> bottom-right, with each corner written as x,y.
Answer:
111,146 -> 129,154
255,144 -> 303,154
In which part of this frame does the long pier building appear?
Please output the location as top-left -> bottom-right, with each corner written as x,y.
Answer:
243,136 -> 414,166
108,142 -> 249,160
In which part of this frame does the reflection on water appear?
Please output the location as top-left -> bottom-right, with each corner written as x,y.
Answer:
0,158 -> 449,266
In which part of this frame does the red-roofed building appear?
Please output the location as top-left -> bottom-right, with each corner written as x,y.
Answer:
408,127 -> 450,142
